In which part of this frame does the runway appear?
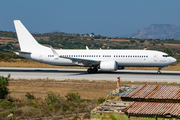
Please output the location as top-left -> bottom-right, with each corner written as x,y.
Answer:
0,67 -> 180,83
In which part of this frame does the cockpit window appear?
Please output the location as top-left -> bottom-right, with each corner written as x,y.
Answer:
162,55 -> 170,57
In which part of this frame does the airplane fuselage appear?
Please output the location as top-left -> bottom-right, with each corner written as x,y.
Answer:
17,49 -> 176,67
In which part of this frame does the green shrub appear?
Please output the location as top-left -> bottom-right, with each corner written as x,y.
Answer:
0,74 -> 10,99
65,93 -> 80,102
61,103 -> 69,112
53,103 -> 61,110
0,109 -> 14,118
0,99 -> 4,103
46,106 -> 53,111
25,92 -> 35,100
45,91 -> 61,104
98,97 -> 106,104
0,100 -> 14,108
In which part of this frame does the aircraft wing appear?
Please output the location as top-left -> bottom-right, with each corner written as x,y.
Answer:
50,46 -> 100,66
60,56 -> 100,66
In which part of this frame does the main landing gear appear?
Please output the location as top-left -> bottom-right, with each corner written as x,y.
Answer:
87,67 -> 98,73
157,67 -> 161,74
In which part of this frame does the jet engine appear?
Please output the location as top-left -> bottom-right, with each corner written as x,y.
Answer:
100,61 -> 118,71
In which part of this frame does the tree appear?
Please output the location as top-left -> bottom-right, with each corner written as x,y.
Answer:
163,48 -> 172,56
139,40 -> 145,43
76,33 -> 80,37
130,40 -> 135,44
91,33 -> 94,36
0,74 -> 10,99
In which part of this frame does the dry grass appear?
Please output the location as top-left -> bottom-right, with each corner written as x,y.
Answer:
9,79 -> 116,100
0,59 -> 84,68
9,79 -> 180,101
0,37 -> 18,44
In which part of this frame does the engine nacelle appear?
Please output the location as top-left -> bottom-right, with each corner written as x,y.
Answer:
100,61 -> 118,71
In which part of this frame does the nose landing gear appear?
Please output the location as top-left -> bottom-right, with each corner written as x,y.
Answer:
87,67 -> 98,73
157,67 -> 161,74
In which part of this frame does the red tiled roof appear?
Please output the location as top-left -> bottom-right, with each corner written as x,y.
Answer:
122,85 -> 180,100
123,102 -> 180,117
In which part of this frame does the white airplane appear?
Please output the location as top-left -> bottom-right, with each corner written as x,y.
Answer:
13,20 -> 177,74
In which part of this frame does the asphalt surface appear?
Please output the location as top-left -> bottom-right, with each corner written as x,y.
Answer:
0,67 -> 180,83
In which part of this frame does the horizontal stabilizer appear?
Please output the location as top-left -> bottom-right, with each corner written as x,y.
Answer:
4,49 -> 31,54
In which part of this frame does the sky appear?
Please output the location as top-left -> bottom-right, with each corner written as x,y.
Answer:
1,0 -> 180,36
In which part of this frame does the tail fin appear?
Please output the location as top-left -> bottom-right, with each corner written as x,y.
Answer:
14,20 -> 42,52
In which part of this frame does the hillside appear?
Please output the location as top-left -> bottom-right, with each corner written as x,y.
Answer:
122,24 -> 180,40
1,31 -> 180,61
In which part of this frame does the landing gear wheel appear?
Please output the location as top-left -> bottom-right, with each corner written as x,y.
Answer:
92,67 -> 98,73
87,67 -> 98,73
87,68 -> 92,73
157,67 -> 161,74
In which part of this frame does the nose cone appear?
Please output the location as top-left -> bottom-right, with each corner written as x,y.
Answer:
170,57 -> 177,64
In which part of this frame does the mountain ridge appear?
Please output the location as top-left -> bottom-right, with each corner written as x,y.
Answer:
122,24 -> 180,40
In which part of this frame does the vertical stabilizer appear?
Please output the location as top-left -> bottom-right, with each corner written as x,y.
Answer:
14,20 -> 42,52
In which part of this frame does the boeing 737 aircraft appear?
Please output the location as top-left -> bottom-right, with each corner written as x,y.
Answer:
12,20 -> 177,74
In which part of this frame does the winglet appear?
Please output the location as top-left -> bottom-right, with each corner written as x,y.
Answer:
86,46 -> 89,50
50,46 -> 59,59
